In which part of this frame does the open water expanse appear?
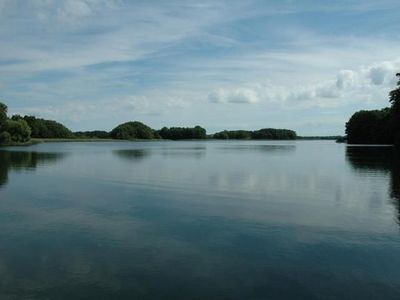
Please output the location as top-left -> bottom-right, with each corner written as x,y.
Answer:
0,140 -> 399,299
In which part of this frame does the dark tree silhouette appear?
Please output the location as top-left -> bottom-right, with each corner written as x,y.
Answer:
213,128 -> 296,140
158,126 -> 207,140
346,109 -> 393,144
345,72 -> 400,145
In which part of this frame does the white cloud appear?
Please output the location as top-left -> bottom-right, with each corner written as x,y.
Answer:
29,0 -> 120,22
367,62 -> 398,86
57,0 -> 93,21
209,88 -> 260,104
336,70 -> 356,89
209,58 -> 400,109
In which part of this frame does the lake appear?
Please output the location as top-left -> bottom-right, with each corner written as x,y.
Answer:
0,140 -> 399,299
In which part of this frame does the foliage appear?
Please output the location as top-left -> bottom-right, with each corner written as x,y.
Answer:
335,136 -> 347,143
0,102 -> 7,127
1,119 -> 31,143
158,126 -> 207,140
213,130 -> 230,139
213,128 -> 296,140
13,115 -> 73,139
0,131 -> 11,144
252,128 -> 296,140
110,121 -> 159,140
74,131 -> 110,139
213,130 -> 252,140
345,108 -> 394,144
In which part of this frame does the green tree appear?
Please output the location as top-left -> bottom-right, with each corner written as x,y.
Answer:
0,102 -> 7,127
251,128 -> 297,140
345,108 -> 393,144
0,132 -> 11,144
213,130 -> 229,139
1,119 -> 31,143
157,126 -> 207,140
17,116 -> 73,138
213,128 -> 296,140
110,121 -> 158,140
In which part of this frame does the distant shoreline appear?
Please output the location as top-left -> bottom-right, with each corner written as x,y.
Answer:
0,137 -> 345,147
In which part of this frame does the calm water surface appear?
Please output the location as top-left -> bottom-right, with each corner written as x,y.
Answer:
0,141 -> 399,299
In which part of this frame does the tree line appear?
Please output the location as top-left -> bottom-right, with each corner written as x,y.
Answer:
346,73 -> 400,145
0,102 -> 298,145
213,128 -> 296,140
12,115 -> 74,139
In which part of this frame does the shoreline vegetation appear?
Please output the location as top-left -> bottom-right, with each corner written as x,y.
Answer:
0,102 -> 324,146
0,102 -> 357,147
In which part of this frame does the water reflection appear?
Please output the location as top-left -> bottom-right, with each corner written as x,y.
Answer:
159,146 -> 206,158
113,149 -> 150,161
218,144 -> 296,154
0,150 -> 67,188
346,146 -> 400,221
1,142 -> 400,299
113,146 -> 207,161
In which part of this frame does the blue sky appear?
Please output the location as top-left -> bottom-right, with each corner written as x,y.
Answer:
1,0 -> 399,135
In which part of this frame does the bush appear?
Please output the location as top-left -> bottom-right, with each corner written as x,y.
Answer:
1,119 -> 31,143
0,131 -> 11,144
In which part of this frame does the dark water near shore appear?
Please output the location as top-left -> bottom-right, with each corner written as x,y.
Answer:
0,141 -> 399,299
